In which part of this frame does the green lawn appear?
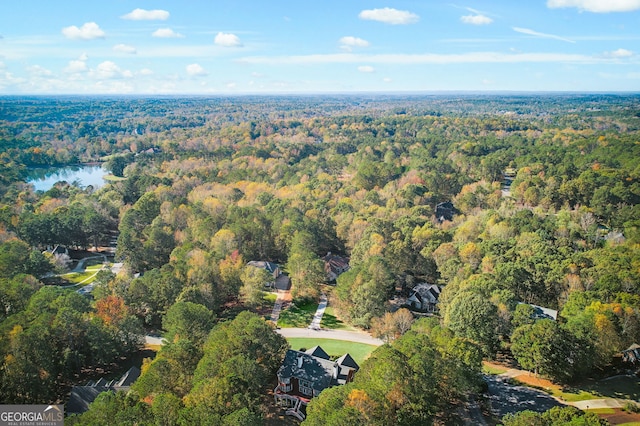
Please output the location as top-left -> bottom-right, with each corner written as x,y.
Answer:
277,300 -> 319,328
585,408 -> 616,414
286,337 -> 376,366
61,270 -> 97,284
320,306 -> 357,331
482,362 -> 508,375
103,174 -> 127,182
579,376 -> 640,401
263,292 -> 277,304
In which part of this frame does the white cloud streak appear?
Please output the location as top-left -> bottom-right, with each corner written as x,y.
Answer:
238,51 -> 621,66
358,65 -> 375,73
339,36 -> 370,51
461,14 -> 493,25
62,22 -> 105,40
186,63 -> 207,76
359,8 -> 419,25
214,32 -> 242,47
121,8 -> 170,20
547,0 -> 640,12
512,27 -> 575,43
64,60 -> 87,73
113,44 -> 137,54
605,48 -> 634,57
91,61 -> 133,79
152,28 -> 184,38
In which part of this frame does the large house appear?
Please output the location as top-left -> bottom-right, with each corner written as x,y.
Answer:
518,302 -> 558,321
321,253 -> 350,282
274,346 -> 359,421
622,343 -> 640,364
67,366 -> 140,414
407,283 -> 442,313
247,260 -> 291,291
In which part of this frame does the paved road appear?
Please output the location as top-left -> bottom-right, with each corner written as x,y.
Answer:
276,327 -> 384,346
485,374 -> 565,418
73,255 -> 108,272
144,335 -> 166,346
489,365 -> 640,417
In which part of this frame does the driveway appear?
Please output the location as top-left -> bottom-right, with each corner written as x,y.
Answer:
484,374 -> 565,418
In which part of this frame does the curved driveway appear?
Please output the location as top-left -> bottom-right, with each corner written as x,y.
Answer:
276,327 -> 384,346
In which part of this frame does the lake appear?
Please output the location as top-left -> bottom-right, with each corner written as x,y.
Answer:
27,164 -> 107,191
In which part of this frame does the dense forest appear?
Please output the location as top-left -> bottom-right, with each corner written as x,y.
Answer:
1,94 -> 639,425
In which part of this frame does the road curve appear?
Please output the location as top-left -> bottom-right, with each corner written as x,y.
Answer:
276,327 -> 384,346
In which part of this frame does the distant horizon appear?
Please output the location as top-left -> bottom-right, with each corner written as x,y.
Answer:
2,90 -> 640,98
2,1 -> 640,94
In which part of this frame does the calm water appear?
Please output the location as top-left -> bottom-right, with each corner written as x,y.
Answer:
27,164 -> 106,191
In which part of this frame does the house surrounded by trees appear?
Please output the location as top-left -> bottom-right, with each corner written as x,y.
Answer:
273,346 -> 359,421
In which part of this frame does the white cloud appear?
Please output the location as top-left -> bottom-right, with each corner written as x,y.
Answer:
461,14 -> 493,25
121,8 -> 170,20
92,61 -> 132,79
238,51 -> 611,66
27,65 -> 52,76
62,22 -> 106,40
113,44 -> 137,54
214,32 -> 242,47
64,59 -> 88,74
152,28 -> 184,38
186,63 -> 207,76
78,53 -> 89,61
547,0 -> 640,12
358,65 -> 375,73
339,36 -> 370,51
359,8 -> 419,25
139,68 -> 154,76
226,82 -> 237,88
605,48 -> 634,57
512,27 -> 575,43
383,77 -> 392,83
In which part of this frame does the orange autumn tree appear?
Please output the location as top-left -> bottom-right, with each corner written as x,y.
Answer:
96,295 -> 130,326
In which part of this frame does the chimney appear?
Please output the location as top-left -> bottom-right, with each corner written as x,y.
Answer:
332,362 -> 339,380
297,355 -> 303,369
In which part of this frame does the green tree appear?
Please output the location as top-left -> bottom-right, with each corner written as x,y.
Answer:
162,301 -> 214,345
239,265 -> 272,307
443,290 -> 499,356
287,231 -> 324,301
511,320 -> 582,383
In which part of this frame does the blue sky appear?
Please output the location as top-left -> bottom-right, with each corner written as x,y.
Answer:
1,1 -> 639,94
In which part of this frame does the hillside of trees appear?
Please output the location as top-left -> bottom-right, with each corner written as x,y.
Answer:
1,94 -> 639,424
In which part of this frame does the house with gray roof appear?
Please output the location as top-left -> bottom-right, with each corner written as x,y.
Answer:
66,366 -> 140,414
321,253 -> 350,282
274,346 -> 359,421
407,283 -> 442,313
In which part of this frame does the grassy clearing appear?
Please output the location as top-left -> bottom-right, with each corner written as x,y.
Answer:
618,423 -> 640,426
144,344 -> 162,352
61,271 -> 97,284
320,306 -> 356,331
286,337 -> 376,366
586,408 -> 616,414
86,264 -> 105,271
482,362 -> 508,375
579,376 -> 640,401
263,292 -> 277,304
277,300 -> 318,328
507,375 -> 599,402
103,174 -> 127,182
